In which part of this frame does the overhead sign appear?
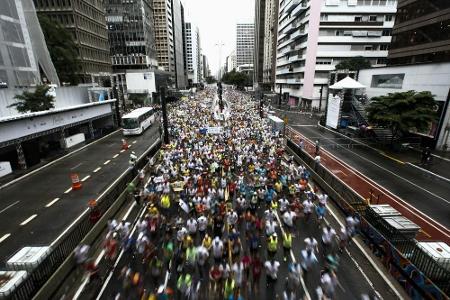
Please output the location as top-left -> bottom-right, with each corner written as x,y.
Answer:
326,95 -> 342,129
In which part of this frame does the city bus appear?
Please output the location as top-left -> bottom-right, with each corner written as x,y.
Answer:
122,107 -> 156,135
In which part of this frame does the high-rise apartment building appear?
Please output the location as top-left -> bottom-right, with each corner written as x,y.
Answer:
262,0 -> 279,87
184,22 -> 202,86
388,0 -> 450,65
0,0 -> 59,88
276,0 -> 397,109
254,0 -> 266,85
202,55 -> 210,79
153,0 -> 186,89
105,0 -> 158,71
34,0 -> 111,83
236,23 -> 255,67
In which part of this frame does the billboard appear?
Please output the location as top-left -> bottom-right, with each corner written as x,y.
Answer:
326,95 -> 342,129
126,72 -> 156,94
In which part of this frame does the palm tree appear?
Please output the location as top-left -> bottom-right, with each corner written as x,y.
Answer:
366,91 -> 437,145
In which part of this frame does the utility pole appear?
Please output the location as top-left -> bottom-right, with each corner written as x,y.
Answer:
215,42 -> 225,80
160,87 -> 169,144
278,84 -> 282,108
319,84 -> 324,112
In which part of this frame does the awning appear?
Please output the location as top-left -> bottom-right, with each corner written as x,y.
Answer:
329,76 -> 366,90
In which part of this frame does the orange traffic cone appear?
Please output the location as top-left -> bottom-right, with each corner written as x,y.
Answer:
121,139 -> 129,150
71,173 -> 82,190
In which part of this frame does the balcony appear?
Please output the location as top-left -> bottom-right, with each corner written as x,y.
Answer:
283,22 -> 298,34
284,0 -> 301,14
292,2 -> 308,16
320,21 -> 384,27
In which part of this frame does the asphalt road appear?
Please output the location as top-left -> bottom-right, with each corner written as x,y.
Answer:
289,122 -> 450,230
0,124 -> 160,263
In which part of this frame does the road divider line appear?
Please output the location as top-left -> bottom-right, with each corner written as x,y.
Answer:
46,198 -> 60,208
64,187 -> 72,194
112,154 -> 119,159
0,200 -> 20,214
93,167 -> 101,173
132,140 -> 137,144
70,163 -> 83,170
104,160 -> 111,165
120,149 -> 126,153
81,175 -> 91,182
20,214 -> 37,226
0,233 -> 11,243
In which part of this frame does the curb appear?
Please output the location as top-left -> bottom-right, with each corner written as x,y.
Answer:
317,122 -> 450,183
0,129 -> 122,191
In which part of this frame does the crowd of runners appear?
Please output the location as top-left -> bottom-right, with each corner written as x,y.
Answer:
75,87 -> 370,300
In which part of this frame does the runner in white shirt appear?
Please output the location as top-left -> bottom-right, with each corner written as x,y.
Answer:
302,199 -> 314,221
264,260 -> 281,282
282,210 -> 296,228
322,225 -> 336,255
212,237 -> 224,262
279,198 -> 290,213
232,261 -> 244,288
177,226 -> 188,242
265,220 -> 278,236
264,208 -> 276,222
197,215 -> 208,235
318,193 -> 328,206
187,218 -> 198,235
304,237 -> 319,253
226,210 -> 238,226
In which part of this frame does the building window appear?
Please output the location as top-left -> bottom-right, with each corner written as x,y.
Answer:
385,15 -> 392,22
382,29 -> 392,36
369,15 -> 377,22
380,44 -> 389,50
355,16 -> 362,22
371,74 -> 405,89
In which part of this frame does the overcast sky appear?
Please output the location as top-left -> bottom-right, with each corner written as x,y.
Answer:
182,0 -> 255,77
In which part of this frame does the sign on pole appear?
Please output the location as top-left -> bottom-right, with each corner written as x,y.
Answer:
326,95 -> 342,129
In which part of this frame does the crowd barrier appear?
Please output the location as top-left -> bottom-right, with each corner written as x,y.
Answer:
7,139 -> 161,300
285,133 -> 449,300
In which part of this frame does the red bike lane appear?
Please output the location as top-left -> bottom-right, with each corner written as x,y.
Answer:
286,127 -> 450,244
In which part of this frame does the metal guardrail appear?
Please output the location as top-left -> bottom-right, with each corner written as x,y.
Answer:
7,139 -> 162,300
285,135 -> 449,299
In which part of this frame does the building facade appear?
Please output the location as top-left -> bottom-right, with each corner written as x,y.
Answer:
153,0 -> 175,85
262,0 -> 279,87
226,51 -> 237,73
184,22 -> 201,86
388,0 -> 450,65
276,0 -> 397,109
254,0 -> 266,86
0,0 -> 59,88
236,23 -> 255,67
172,0 -> 187,89
105,0 -> 158,71
202,55 -> 210,79
34,0 -> 111,83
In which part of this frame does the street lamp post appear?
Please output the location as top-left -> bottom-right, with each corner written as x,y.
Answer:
160,87 -> 169,144
215,42 -> 225,80
278,84 -> 282,108
318,84 -> 324,112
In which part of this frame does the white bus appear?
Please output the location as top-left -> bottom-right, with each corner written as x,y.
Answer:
122,107 -> 156,135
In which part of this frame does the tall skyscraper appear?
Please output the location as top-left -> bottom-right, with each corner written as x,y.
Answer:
172,0 -> 187,89
105,0 -> 158,71
226,51 -> 237,73
388,0 -> 450,65
276,0 -> 397,109
34,0 -> 111,83
153,0 -> 176,84
254,0 -> 266,86
236,23 -> 254,67
202,55 -> 210,79
262,0 -> 278,87
184,22 -> 202,86
0,0 -> 59,88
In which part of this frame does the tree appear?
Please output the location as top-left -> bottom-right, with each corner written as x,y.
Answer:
222,70 -> 251,90
335,56 -> 371,71
39,16 -> 81,85
205,76 -> 216,84
9,85 -> 55,113
366,91 -> 438,144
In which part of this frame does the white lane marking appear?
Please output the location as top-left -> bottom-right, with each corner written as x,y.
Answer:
20,214 -> 37,226
73,249 -> 106,300
93,167 -> 101,173
295,129 -> 450,236
112,154 -> 119,159
123,202 -> 136,220
81,175 -> 91,182
103,160 -> 111,165
0,233 -> 11,243
0,200 -> 20,214
132,140 -> 137,144
64,187 -> 72,194
70,162 -> 83,170
274,211 -> 311,300
406,162 -> 450,183
120,149 -> 126,153
291,124 -> 316,127
128,144 -> 132,148
46,198 -> 60,207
